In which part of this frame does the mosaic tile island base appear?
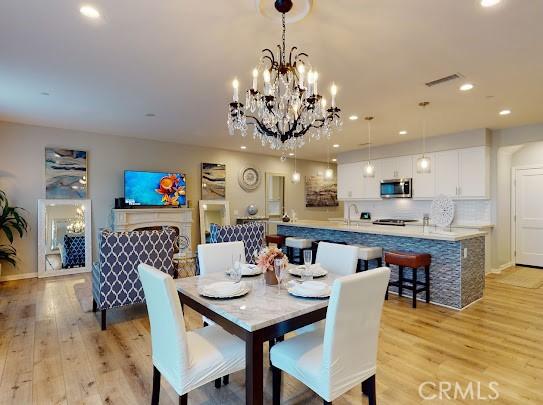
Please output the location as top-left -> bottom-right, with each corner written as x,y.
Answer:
275,221 -> 485,309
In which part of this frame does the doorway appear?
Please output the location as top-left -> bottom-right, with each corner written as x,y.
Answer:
513,166 -> 543,268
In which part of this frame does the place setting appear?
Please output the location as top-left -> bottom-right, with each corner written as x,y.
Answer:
198,254 -> 252,299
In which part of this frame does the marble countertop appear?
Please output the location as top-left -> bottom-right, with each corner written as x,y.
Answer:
272,220 -> 486,241
327,217 -> 494,230
175,270 -> 341,332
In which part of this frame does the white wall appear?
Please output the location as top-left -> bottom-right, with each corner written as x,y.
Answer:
0,121 -> 342,278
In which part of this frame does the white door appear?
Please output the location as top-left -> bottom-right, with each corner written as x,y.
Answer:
515,167 -> 543,267
337,162 -> 364,200
396,156 -> 413,179
361,160 -> 381,199
435,150 -> 459,197
412,153 -> 435,199
379,158 -> 397,180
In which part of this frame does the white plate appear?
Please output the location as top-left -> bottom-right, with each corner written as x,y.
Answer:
288,264 -> 328,278
198,281 -> 250,299
226,264 -> 262,276
288,281 -> 331,298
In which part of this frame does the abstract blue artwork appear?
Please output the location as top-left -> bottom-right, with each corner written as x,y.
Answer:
45,148 -> 87,199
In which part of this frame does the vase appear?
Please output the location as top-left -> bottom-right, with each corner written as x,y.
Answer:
264,270 -> 278,285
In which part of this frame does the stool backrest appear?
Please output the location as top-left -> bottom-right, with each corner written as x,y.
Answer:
322,267 -> 390,389
316,242 -> 359,276
197,241 -> 245,275
138,263 -> 189,381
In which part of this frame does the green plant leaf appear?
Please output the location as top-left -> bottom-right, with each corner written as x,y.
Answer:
3,226 -> 13,243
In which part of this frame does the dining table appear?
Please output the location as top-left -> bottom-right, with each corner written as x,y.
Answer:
175,265 -> 340,405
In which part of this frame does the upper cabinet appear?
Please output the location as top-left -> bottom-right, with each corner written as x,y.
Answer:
435,146 -> 489,199
338,146 -> 489,201
380,156 -> 413,180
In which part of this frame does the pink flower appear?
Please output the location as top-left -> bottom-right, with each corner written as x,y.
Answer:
256,246 -> 289,272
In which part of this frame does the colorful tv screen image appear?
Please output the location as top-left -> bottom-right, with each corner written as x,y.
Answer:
124,171 -> 186,207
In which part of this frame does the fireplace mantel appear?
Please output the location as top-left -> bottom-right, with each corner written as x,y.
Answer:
112,208 -> 193,257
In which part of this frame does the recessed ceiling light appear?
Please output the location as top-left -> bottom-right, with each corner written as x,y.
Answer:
145,113 -> 156,117
481,0 -> 501,7
332,144 -> 340,148
399,130 -> 408,135
240,146 -> 247,150
331,158 -> 337,162
499,109 -> 511,116
349,115 -> 359,121
80,5 -> 101,19
288,152 -> 295,156
460,83 -> 474,91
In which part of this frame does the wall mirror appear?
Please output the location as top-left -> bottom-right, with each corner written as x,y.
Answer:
265,172 -> 285,219
199,200 -> 230,244
38,199 -> 92,278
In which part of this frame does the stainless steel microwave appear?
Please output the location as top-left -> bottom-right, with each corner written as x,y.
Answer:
380,178 -> 412,198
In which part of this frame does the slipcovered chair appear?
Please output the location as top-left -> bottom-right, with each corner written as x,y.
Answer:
197,241 -> 246,276
138,264 -> 245,405
209,222 -> 265,263
270,267 -> 391,405
92,227 -> 176,330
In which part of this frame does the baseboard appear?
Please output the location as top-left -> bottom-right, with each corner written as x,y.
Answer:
0,272 -> 37,282
489,262 -> 514,274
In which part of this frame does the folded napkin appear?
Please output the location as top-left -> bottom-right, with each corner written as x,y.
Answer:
297,263 -> 327,276
292,280 -> 329,297
201,281 -> 243,297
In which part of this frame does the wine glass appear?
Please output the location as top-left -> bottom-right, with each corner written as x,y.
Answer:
274,258 -> 284,291
302,250 -> 313,282
232,254 -> 242,283
253,248 -> 260,265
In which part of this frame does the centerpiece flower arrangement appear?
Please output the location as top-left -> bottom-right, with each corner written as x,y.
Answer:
256,246 -> 288,285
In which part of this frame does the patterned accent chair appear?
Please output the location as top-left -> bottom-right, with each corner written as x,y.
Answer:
92,227 -> 176,330
209,222 -> 265,263
63,234 -> 86,268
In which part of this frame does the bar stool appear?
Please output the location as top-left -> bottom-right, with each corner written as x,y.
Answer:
266,234 -> 286,249
354,245 -> 383,272
285,237 -> 313,264
384,251 -> 431,308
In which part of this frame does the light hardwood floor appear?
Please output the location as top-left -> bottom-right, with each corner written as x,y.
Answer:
0,267 -> 542,405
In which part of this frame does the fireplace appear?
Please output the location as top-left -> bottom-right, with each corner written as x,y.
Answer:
112,208 -> 193,258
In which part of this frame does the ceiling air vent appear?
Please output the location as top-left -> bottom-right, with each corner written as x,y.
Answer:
358,142 -> 370,147
425,73 -> 463,87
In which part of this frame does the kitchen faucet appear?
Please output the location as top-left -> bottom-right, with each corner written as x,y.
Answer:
347,203 -> 359,226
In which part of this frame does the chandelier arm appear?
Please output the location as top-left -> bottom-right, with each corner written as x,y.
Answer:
262,49 -> 276,67
289,46 -> 297,65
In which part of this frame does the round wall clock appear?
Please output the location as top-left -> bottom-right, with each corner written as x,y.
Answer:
238,167 -> 261,191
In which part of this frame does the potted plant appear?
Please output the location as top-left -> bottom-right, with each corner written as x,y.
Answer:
0,190 -> 29,276
255,246 -> 289,285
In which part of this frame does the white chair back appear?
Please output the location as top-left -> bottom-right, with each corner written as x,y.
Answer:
138,263 -> 189,380
322,267 -> 390,392
197,241 -> 245,275
316,242 -> 359,276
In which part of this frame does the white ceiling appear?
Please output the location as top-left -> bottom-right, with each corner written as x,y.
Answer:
1,0 -> 543,161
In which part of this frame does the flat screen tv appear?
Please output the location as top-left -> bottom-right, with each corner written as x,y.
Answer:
124,170 -> 187,207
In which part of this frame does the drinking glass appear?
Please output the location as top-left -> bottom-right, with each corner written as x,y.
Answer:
302,250 -> 313,282
232,254 -> 242,283
274,258 -> 284,291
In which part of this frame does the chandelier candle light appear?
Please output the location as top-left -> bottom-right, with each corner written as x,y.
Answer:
417,101 -> 431,174
363,116 -> 375,177
227,0 -> 342,155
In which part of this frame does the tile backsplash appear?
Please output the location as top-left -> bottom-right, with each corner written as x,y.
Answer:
344,199 -> 491,224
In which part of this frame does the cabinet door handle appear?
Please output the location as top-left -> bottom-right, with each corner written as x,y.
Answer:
458,186 -> 462,196
455,186 -> 458,195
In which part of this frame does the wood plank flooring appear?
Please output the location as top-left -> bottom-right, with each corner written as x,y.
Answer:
0,267 -> 541,404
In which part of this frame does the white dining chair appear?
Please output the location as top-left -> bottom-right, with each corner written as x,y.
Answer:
138,263 -> 246,405
294,242 -> 359,335
270,267 -> 391,405
198,241 -> 246,276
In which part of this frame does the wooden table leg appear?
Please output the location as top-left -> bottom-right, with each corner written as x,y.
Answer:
246,333 -> 264,405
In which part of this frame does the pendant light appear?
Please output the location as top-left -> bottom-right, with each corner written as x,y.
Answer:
416,102 -> 431,173
324,142 -> 334,180
363,116 -> 375,177
291,153 -> 301,184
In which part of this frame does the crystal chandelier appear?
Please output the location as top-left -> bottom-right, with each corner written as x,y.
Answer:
227,0 -> 342,155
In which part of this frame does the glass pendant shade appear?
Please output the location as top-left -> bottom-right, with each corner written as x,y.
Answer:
291,171 -> 301,184
363,162 -> 375,178
416,155 -> 431,174
324,168 -> 334,180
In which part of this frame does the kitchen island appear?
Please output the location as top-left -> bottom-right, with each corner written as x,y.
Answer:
273,220 -> 485,309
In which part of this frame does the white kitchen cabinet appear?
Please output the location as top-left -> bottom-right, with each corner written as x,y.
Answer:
435,150 -> 459,197
380,156 -> 413,180
337,162 -> 364,200
412,153 -> 435,199
361,159 -> 381,199
435,147 -> 489,199
459,146 -> 489,198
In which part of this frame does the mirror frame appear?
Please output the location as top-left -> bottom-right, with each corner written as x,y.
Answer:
265,172 -> 286,218
199,200 -> 230,244
37,199 -> 92,278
